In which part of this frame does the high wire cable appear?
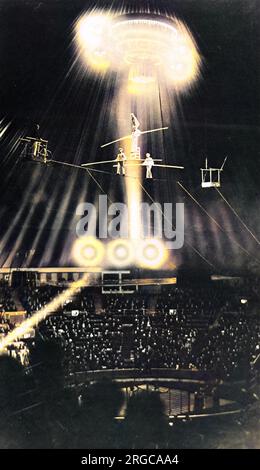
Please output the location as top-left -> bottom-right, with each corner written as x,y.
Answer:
50,158 -> 168,180
48,159 -> 217,268
50,159 -> 114,203
215,187 -> 260,245
177,181 -> 260,264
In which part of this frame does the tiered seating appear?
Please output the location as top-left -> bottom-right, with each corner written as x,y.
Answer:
0,279 -> 256,380
0,280 -> 16,312
40,312 -> 124,372
32,282 -> 260,380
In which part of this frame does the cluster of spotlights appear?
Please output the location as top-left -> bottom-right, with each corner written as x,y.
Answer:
73,237 -> 168,269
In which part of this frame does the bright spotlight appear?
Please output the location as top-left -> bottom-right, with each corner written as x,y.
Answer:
74,12 -> 201,90
137,239 -> 168,269
107,239 -> 134,267
72,236 -> 105,267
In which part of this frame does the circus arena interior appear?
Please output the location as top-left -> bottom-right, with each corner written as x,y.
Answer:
0,0 -> 259,450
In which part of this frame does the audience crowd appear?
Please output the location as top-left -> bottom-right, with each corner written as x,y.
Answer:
0,280 -> 16,312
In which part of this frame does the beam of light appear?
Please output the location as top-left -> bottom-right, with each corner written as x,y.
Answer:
100,137 -> 131,148
81,159 -> 117,166
74,11 -> 201,93
0,121 -> 11,139
0,170 -> 41,265
42,170 -> 80,266
127,80 -> 157,96
3,163 -> 61,268
177,181 -> 260,264
153,164 -> 184,169
107,238 -> 134,267
0,166 -> 49,268
50,159 -> 112,198
25,183 -> 63,266
139,181 -> 216,269
126,157 -> 142,240
0,276 -> 90,353
72,236 -> 105,267
71,8 -> 203,271
41,159 -> 110,267
137,238 -> 168,269
59,176 -> 96,267
38,57 -> 117,267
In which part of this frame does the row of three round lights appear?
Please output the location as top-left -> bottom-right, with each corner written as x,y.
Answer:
73,237 -> 168,269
